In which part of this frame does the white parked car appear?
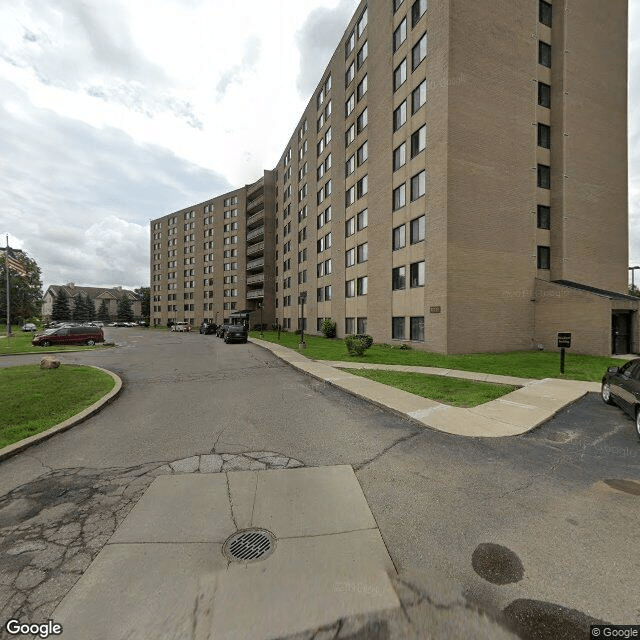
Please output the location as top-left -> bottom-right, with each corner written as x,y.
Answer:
171,322 -> 190,332
21,323 -> 37,332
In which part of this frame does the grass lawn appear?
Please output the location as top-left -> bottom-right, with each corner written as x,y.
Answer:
0,364 -> 115,449
249,331 -> 622,382
0,327 -> 110,355
341,368 -> 517,407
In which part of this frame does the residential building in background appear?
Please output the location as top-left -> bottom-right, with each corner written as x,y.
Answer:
150,0 -> 636,356
42,284 -> 142,322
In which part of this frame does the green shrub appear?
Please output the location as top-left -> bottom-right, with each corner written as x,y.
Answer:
321,318 -> 337,338
345,334 -> 374,356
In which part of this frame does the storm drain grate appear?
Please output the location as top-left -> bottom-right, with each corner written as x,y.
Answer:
223,528 -> 276,562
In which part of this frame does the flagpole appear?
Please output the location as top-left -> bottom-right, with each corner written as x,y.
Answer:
5,235 -> 10,337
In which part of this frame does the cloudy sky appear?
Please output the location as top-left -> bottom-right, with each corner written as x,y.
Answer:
0,0 -> 638,291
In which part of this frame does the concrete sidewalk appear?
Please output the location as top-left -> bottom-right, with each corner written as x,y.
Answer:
249,337 -> 600,437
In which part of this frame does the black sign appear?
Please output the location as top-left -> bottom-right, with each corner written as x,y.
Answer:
429,306 -> 441,314
557,332 -> 571,348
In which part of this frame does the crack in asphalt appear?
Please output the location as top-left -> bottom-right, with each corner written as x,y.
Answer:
352,430 -> 423,472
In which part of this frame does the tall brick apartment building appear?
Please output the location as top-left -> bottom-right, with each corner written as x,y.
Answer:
151,0 -> 637,356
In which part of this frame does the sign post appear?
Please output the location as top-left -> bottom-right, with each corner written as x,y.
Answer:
557,333 -> 571,374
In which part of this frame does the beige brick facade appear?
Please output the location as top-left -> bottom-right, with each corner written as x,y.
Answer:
150,0 -> 635,356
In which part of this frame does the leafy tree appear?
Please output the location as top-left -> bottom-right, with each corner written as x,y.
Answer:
0,250 -> 43,324
51,289 -> 71,322
629,285 -> 640,298
98,299 -> 111,324
117,296 -> 134,322
134,286 -> 150,321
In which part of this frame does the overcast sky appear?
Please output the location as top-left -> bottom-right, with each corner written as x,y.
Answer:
0,0 -> 638,291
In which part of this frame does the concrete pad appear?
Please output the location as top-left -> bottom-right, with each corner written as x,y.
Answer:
251,465 -> 377,537
227,470 -> 258,529
468,399 -> 553,429
207,530 -> 399,640
53,542 -> 226,640
424,409 -> 525,438
109,474 -> 235,543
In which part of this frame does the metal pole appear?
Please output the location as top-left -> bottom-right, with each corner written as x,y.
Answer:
560,347 -> 565,374
5,235 -> 10,337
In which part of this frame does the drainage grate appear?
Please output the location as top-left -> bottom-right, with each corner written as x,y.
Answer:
223,528 -> 276,562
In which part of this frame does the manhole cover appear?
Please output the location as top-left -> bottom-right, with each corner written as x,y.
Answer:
223,528 -> 276,562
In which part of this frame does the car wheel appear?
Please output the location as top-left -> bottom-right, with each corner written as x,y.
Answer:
42,340 -> 51,347
224,336 -> 229,343
86,339 -> 96,346
636,408 -> 640,439
601,382 -> 614,405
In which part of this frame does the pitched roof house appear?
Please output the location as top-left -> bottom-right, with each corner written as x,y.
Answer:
42,283 -> 141,321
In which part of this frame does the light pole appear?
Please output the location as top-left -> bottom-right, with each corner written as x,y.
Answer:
298,292 -> 307,349
258,302 -> 264,338
629,266 -> 640,293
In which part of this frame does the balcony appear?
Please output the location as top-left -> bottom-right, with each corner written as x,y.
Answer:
247,226 -> 264,242
247,257 -> 265,270
246,241 -> 264,257
247,289 -> 264,299
247,194 -> 265,217
247,273 -> 265,285
247,210 -> 264,229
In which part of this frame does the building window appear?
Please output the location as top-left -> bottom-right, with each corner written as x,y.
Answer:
537,246 -> 551,270
394,59 -> 407,91
357,140 -> 368,165
538,82 -> 551,108
537,205 -> 551,230
410,260 -> 425,287
412,80 -> 427,113
346,154 -> 355,177
411,124 -> 427,157
357,7 -> 368,37
357,317 -> 368,333
346,123 -> 356,146
537,164 -> 551,189
394,0 -> 405,12
410,215 -> 426,243
393,142 -> 407,171
356,107 -> 368,133
325,285 -> 332,300
539,0 -> 552,27
357,74 -> 368,101
393,100 -> 407,130
346,92 -> 355,116
411,32 -> 427,69
357,277 -> 368,296
357,208 -> 368,230
356,175 -> 368,199
410,316 -> 425,341
346,185 -> 356,206
346,61 -> 355,86
539,41 -> 551,68
538,123 -> 551,149
357,243 -> 368,263
345,247 -> 356,267
346,217 -> 356,237
346,280 -> 356,298
393,183 -> 407,210
393,224 -> 406,250
392,317 -> 405,340
392,266 -> 406,290
357,41 -> 368,68
345,318 -> 355,335
410,170 -> 426,200
393,18 -> 407,52
346,29 -> 355,57
411,0 -> 427,27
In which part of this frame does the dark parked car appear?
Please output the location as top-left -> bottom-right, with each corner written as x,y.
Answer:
32,326 -> 104,347
224,324 -> 248,344
601,358 -> 640,438
199,322 -> 217,335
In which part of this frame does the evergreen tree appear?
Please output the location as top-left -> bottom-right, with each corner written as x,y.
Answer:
72,294 -> 91,323
83,293 -> 96,320
117,296 -> 134,322
98,299 -> 110,323
51,289 -> 71,322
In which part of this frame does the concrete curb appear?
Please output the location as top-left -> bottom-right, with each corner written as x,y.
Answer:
247,337 -> 600,438
0,365 -> 123,462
